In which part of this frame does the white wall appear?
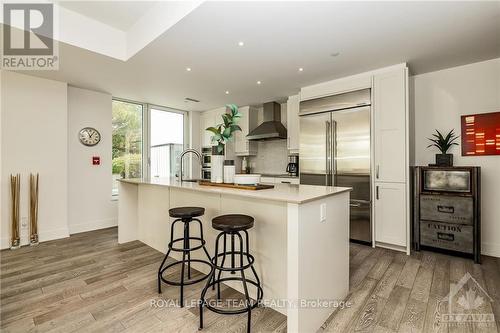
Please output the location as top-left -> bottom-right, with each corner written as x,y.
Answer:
67,87 -> 117,234
1,71 -> 69,248
188,111 -> 200,178
412,58 -> 500,257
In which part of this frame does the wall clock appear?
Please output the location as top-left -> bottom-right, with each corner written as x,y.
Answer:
79,127 -> 101,146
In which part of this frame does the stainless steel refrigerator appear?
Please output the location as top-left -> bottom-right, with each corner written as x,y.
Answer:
299,89 -> 372,244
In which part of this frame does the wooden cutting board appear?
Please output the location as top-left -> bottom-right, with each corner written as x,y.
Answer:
198,180 -> 274,190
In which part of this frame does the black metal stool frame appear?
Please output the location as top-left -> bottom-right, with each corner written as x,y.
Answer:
199,229 -> 263,333
158,216 -> 213,308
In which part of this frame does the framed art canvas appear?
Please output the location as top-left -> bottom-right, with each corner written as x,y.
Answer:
461,111 -> 500,156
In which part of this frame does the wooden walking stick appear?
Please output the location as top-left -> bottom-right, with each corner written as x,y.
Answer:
10,174 -> 20,249
30,173 -> 39,245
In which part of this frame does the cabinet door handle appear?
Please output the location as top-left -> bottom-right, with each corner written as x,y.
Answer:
281,181 -> 291,184
376,186 -> 379,200
376,165 -> 380,179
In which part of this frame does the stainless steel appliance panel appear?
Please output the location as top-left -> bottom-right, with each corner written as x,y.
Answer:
300,89 -> 371,116
331,106 -> 371,175
299,89 -> 372,245
350,200 -> 371,243
335,174 -> 370,201
299,111 -> 331,185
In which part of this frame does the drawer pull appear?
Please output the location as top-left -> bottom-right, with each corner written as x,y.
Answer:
437,205 -> 454,214
437,232 -> 454,241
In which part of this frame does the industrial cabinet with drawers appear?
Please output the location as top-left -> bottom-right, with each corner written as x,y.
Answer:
412,166 -> 481,263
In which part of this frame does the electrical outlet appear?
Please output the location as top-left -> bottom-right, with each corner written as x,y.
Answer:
21,217 -> 28,229
320,203 -> 326,223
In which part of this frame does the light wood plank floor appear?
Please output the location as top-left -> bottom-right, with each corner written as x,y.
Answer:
1,228 -> 499,333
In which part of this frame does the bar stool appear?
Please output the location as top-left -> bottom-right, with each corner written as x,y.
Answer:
199,214 -> 263,333
158,207 -> 213,307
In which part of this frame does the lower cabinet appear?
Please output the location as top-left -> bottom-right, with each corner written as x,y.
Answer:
260,177 -> 299,185
374,182 -> 407,247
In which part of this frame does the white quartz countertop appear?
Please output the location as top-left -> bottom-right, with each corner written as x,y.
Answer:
118,178 -> 351,204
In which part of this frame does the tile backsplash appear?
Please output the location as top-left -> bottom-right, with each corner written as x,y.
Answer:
249,140 -> 288,174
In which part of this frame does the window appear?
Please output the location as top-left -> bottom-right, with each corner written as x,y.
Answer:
112,99 -> 144,196
149,107 -> 185,178
112,100 -> 188,196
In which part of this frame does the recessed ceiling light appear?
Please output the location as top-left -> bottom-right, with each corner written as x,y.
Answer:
238,41 -> 244,46
257,81 -> 261,85
330,52 -> 340,57
298,67 -> 304,72
186,67 -> 192,71
225,91 -> 230,95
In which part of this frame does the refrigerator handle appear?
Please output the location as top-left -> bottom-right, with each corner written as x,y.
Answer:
332,120 -> 337,176
325,120 -> 330,185
376,165 -> 379,179
376,186 -> 379,200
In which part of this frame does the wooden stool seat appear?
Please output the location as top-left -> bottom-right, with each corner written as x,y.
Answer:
212,214 -> 254,232
169,207 -> 205,219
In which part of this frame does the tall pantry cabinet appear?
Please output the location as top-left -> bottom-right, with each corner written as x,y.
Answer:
373,67 -> 409,253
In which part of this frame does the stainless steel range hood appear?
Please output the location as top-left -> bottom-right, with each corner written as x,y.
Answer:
246,102 -> 287,140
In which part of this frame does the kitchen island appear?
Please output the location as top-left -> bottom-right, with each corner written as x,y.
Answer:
118,178 -> 351,332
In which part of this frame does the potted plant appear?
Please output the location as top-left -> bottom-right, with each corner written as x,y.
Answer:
206,104 -> 242,182
427,129 -> 459,166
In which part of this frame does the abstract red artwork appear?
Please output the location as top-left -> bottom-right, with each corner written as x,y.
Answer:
461,111 -> 500,156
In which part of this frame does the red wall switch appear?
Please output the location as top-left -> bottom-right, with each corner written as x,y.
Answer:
92,156 -> 100,165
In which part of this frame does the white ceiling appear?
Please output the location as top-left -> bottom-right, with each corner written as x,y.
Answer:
15,1 -> 500,111
58,1 -> 160,32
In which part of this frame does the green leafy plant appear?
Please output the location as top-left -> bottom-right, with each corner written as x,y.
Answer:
206,104 -> 242,153
427,129 -> 459,154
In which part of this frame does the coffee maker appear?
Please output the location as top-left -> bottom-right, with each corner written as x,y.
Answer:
286,155 -> 299,177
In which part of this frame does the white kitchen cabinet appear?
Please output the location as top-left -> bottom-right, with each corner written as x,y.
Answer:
373,68 -> 407,183
200,107 -> 230,148
278,178 -> 299,185
234,106 -> 258,156
374,182 -> 407,247
260,176 -> 275,184
286,94 -> 300,154
372,66 -> 409,252
200,111 -> 214,148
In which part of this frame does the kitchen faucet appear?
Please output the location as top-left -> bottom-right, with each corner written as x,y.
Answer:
179,148 -> 202,182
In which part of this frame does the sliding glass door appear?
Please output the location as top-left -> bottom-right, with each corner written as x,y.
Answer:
111,99 -> 144,196
112,100 -> 187,196
148,106 -> 186,178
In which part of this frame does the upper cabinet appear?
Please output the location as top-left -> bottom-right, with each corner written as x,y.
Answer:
200,111 -> 214,148
373,68 -> 408,183
286,94 -> 300,154
200,107 -> 229,148
234,106 -> 258,156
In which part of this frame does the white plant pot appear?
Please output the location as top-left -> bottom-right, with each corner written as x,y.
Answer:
211,155 -> 224,183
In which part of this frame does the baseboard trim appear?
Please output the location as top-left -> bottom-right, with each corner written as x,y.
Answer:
482,242 -> 500,258
375,241 -> 407,253
0,227 -> 70,250
69,218 -> 118,235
